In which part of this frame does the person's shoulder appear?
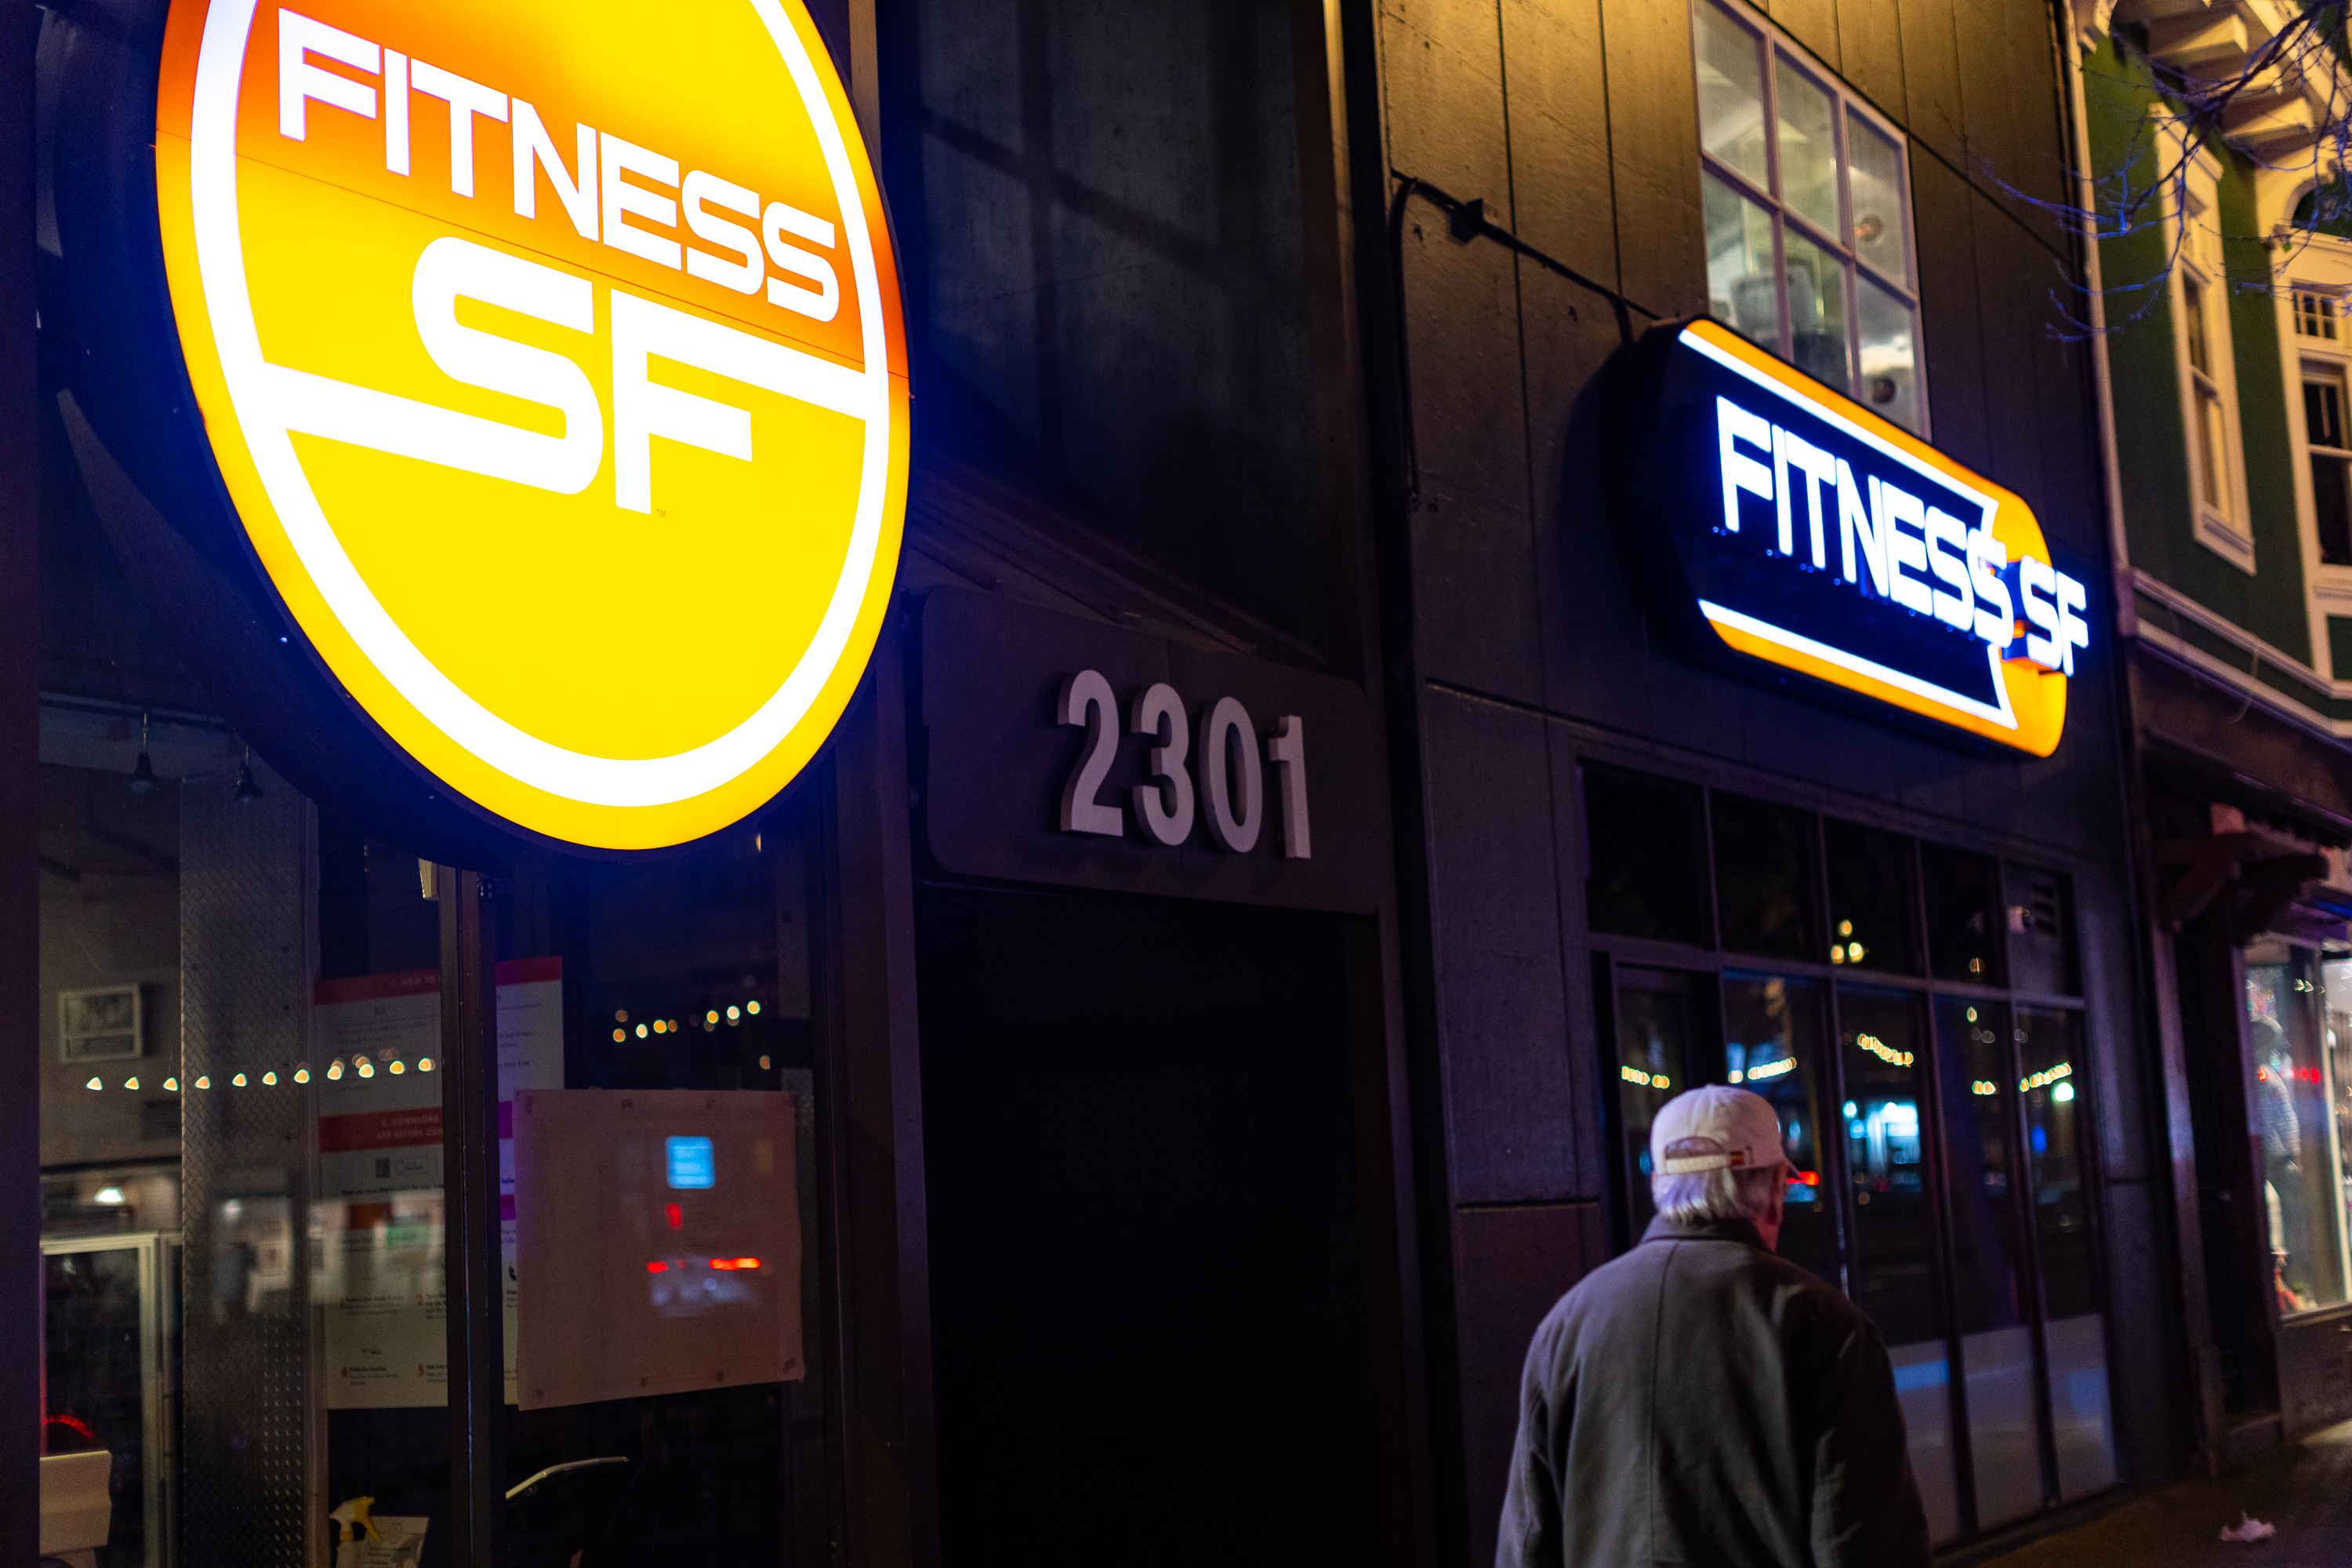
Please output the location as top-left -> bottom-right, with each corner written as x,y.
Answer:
1748,1253 -> 1880,1344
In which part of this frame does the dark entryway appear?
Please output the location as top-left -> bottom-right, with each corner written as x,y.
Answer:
915,885 -> 1381,1564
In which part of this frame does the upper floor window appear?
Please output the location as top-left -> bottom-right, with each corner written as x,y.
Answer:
2172,162 -> 2254,570
2301,361 -> 2352,566
1692,0 -> 1924,434
2296,287 -> 2341,339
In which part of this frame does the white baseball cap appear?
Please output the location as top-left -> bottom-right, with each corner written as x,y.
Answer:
1651,1084 -> 1785,1174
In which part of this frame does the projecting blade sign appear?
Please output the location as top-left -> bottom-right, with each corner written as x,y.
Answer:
1625,319 -> 2086,757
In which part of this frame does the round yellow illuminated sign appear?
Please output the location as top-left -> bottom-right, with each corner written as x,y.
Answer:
155,0 -> 909,849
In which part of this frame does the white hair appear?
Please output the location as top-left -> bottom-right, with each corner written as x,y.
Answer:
1650,1137 -> 1786,1225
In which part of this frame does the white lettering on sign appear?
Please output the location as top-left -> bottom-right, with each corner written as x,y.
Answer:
1715,401 -> 2089,676
1056,673 -> 1308,858
278,9 -> 841,316
258,9 -> 882,518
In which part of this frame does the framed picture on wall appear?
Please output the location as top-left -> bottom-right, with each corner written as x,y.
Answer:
59,984 -> 141,1063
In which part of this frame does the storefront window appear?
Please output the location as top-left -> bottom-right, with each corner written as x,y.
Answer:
1934,999 -> 2040,1528
1712,793 -> 1816,961
1725,975 -> 1836,1280
1826,819 -> 1919,975
1585,763 -> 2114,1540
1583,767 -> 1709,946
2019,1006 -> 2115,1497
2246,956 -> 2352,1316
1838,987 -> 1956,1541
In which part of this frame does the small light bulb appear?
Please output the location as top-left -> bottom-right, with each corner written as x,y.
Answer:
418,1058 -> 434,1072
125,1076 -> 140,1091
759,1054 -> 771,1071
194,1076 -> 211,1090
726,1005 -> 740,1022
327,1061 -> 344,1080
293,1067 -> 310,1083
706,1010 -> 719,1025
654,1020 -> 667,1035
389,1060 -> 406,1075
616,1010 -> 630,1022
164,1077 -> 179,1092
747,1000 -> 760,1015
358,1062 -> 374,1079
85,1076 -> 103,1091
613,1029 -> 626,1043
261,1071 -> 277,1086
635,1023 -> 648,1038
231,1073 -> 248,1087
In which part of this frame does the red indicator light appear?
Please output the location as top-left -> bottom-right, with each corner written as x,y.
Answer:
2257,1067 -> 2269,1081
1793,1171 -> 1820,1186
707,1257 -> 763,1271
665,1202 -> 683,1230
646,1261 -> 668,1273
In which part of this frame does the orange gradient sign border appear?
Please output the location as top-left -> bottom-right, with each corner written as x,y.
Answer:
154,0 -> 909,850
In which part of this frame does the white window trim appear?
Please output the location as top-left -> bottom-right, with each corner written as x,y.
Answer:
2170,145 -> 2256,572
2258,165 -> 2352,680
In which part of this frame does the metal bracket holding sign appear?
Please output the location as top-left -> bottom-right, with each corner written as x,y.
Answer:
916,588 -> 1382,912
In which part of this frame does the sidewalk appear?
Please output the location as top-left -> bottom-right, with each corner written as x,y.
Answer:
1984,1421 -> 2352,1567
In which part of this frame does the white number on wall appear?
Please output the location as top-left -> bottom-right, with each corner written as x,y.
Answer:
1057,670 -> 1123,837
1054,670 -> 1308,858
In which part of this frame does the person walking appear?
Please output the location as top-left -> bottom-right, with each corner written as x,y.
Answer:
1497,1084 -> 1930,1567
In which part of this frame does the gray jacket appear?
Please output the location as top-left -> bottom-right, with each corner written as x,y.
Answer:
1497,1214 -> 1931,1568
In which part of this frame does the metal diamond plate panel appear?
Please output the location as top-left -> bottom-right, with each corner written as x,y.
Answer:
177,763 -> 318,1568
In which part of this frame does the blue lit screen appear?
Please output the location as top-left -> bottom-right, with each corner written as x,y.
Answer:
665,1134 -> 716,1190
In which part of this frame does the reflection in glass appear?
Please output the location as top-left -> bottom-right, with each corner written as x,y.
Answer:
1615,971 -> 1707,1237
1695,2 -> 1770,188
1724,975 -> 1837,1282
2321,959 -> 2352,1294
1712,793 -> 1815,962
1584,767 -> 1708,946
1775,60 -> 1839,237
1704,172 -> 1782,350
1934,999 -> 2042,1526
1857,275 -> 1921,433
1848,118 -> 1911,286
2244,960 -> 2350,1312
2019,1006 -> 2115,1497
1839,986 -> 1958,1541
1825,819 -> 1918,975
1783,227 -> 1850,394
1922,844 -> 2005,985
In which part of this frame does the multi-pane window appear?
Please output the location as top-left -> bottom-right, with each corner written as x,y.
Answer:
2296,287 -> 2340,339
1692,0 -> 1924,433
2303,365 -> 2352,565
2185,270 -> 2230,515
1583,764 -> 2116,1542
2175,177 -> 2251,567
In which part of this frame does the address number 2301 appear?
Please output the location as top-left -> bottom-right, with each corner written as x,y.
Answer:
1056,671 -> 1310,859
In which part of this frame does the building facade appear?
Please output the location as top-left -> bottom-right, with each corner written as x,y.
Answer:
5,1 -> 2204,1566
2078,0 -> 2352,1463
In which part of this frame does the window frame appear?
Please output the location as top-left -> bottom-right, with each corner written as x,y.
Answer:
2170,153 -> 2256,572
1690,0 -> 1929,435
2267,188 -> 2352,673
1577,755 -> 2114,1536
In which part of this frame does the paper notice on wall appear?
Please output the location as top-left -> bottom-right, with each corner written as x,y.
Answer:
314,958 -> 562,1408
